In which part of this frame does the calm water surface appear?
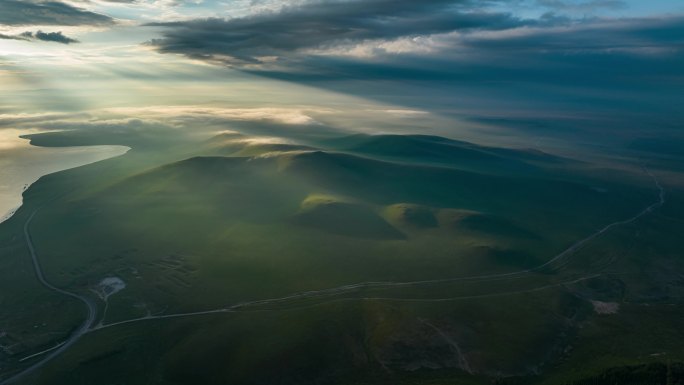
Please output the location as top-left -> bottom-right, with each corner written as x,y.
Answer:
0,130 -> 128,223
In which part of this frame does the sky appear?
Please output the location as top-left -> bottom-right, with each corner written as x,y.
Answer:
1,0 -> 683,151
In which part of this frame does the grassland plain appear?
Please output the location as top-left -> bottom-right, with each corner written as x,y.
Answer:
1,125 -> 682,385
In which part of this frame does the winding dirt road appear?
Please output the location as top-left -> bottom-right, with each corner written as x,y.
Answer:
94,168 -> 666,328
0,211 -> 98,385
0,168 -> 666,383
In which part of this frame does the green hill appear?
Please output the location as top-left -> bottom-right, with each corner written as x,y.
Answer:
324,134 -> 566,174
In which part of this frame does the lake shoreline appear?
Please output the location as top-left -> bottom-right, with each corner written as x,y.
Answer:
0,133 -> 130,226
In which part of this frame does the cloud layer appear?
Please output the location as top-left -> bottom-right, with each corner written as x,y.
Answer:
144,0 -> 684,77
1,30 -> 79,44
146,0 -> 534,64
0,0 -> 113,26
141,0 -> 684,146
1,0 -> 682,148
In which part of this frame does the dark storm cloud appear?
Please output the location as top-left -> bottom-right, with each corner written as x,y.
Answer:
0,33 -> 26,42
21,31 -> 79,44
145,0 -> 683,74
458,16 -> 684,54
142,0 -> 683,139
0,30 -> 79,44
0,0 -> 113,26
145,0 -> 684,86
146,0 -> 532,64
434,16 -> 684,89
537,0 -> 627,11
71,0 -> 136,2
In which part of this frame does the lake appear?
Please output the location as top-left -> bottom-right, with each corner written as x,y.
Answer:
0,129 -> 129,223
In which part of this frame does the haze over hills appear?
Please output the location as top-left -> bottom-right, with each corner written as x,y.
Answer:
1,0 -> 684,384
0,121 -> 682,385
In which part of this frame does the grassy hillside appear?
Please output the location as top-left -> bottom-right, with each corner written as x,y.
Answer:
1,128 -> 682,385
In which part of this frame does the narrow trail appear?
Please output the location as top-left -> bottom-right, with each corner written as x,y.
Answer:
419,319 -> 472,374
93,273 -> 604,332
93,169 -> 665,330
0,211 -> 98,385
1,168 -> 666,383
18,342 -> 66,363
94,168 -> 666,331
